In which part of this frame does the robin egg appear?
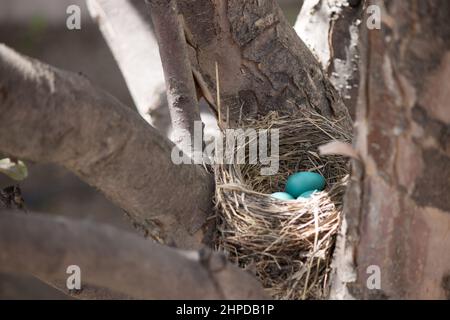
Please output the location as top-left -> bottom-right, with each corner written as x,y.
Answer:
270,192 -> 295,201
297,189 -> 318,199
285,172 -> 325,198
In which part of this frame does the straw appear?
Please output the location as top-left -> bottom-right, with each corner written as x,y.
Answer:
213,109 -> 352,300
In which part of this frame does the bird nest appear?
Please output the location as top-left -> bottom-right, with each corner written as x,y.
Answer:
213,110 -> 352,300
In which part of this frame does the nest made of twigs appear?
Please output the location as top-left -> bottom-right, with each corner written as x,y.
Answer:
213,109 -> 352,300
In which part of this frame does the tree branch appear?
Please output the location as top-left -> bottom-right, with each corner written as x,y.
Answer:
0,44 -> 213,249
86,0 -> 171,135
146,0 -> 202,154
0,210 -> 268,299
37,278 -> 133,300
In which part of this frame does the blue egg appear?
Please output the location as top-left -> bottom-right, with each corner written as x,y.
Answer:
271,192 -> 295,201
285,172 -> 326,198
297,190 -> 318,199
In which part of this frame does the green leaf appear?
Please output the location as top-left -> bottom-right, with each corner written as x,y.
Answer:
0,158 -> 28,181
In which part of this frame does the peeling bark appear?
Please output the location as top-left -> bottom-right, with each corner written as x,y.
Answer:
295,0 -> 364,118
0,44 -> 213,249
331,0 -> 450,299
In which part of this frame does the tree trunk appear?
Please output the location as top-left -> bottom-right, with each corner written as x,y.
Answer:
177,0 -> 352,128
331,0 -> 450,299
295,0 -> 364,119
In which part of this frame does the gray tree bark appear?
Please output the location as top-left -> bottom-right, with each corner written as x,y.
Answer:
86,0 -> 171,135
147,0 -> 203,154
0,44 -> 213,249
0,210 -> 268,299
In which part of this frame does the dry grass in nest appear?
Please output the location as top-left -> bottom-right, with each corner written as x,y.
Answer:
213,110 -> 352,300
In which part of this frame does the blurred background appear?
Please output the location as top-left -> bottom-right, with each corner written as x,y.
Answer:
0,0 -> 302,299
